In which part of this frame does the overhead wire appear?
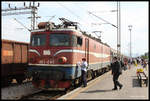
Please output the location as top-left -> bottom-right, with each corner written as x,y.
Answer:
74,3 -> 117,28
69,3 -> 105,30
72,3 -> 98,21
71,3 -> 105,35
57,2 -> 115,34
56,2 -> 92,31
57,3 -> 81,20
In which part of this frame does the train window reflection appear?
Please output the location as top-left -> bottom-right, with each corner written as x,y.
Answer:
31,34 -> 46,46
50,34 -> 70,46
71,35 -> 77,46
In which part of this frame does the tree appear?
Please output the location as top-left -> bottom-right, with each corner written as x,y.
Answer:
140,52 -> 149,59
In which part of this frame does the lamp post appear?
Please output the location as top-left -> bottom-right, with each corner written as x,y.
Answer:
128,25 -> 132,60
117,1 -> 121,58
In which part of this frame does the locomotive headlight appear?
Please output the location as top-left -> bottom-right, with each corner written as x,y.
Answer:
58,57 -> 67,64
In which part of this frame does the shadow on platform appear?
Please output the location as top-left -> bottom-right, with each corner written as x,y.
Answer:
132,78 -> 141,87
81,89 -> 113,93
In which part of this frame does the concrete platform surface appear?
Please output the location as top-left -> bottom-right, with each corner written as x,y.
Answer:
58,65 -> 149,100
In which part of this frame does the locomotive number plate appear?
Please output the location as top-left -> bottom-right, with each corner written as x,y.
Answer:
43,50 -> 51,55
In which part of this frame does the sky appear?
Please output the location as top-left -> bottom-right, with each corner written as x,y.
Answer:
1,1 -> 149,57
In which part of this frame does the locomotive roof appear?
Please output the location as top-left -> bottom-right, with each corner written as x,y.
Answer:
31,28 -> 110,47
31,28 -> 82,34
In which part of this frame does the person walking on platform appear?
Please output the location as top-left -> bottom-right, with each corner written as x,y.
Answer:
111,57 -> 123,90
81,58 -> 88,87
118,57 -> 125,70
123,57 -> 128,70
128,58 -> 131,69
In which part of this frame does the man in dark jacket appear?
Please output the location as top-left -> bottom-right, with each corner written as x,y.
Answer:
111,57 -> 123,90
118,57 -> 126,71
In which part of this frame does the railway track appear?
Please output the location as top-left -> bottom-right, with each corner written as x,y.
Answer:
2,69 -> 109,100
21,90 -> 65,100
1,82 -> 42,100
1,80 -> 76,100
20,85 -> 76,100
21,70 -> 109,100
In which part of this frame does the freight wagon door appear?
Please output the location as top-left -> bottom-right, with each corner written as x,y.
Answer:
85,38 -> 89,65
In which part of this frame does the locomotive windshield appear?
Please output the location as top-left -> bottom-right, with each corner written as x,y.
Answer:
31,34 -> 46,46
50,34 -> 70,46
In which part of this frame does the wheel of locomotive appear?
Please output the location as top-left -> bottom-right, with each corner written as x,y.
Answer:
95,70 -> 98,77
102,68 -> 105,74
73,78 -> 81,87
104,68 -> 106,72
91,70 -> 95,79
98,69 -> 102,76
78,76 -> 82,86
87,70 -> 93,81
16,75 -> 25,84
96,70 -> 99,77
71,79 -> 76,88
16,78 -> 23,84
2,77 -> 12,87
64,86 -> 72,94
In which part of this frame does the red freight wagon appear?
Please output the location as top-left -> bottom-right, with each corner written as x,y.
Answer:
1,39 -> 29,86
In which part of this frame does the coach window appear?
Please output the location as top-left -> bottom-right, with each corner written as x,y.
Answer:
77,36 -> 82,46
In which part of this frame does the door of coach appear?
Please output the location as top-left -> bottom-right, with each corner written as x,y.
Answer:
85,38 -> 89,66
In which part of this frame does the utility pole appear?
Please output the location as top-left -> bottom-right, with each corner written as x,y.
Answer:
117,1 -> 121,58
28,1 -> 40,30
2,2 -> 40,30
128,25 -> 132,59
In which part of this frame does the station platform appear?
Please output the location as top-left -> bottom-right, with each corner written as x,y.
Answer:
58,65 -> 149,99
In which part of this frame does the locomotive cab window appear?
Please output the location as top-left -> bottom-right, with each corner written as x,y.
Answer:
31,34 -> 46,46
49,34 -> 70,46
